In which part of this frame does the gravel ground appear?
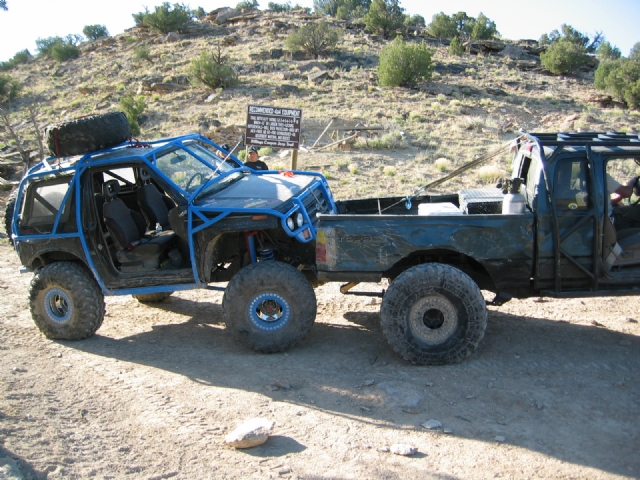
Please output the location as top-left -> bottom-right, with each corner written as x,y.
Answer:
1,193 -> 639,479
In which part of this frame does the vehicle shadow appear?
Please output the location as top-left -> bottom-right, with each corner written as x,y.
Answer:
67,298 -> 640,478
0,445 -> 44,479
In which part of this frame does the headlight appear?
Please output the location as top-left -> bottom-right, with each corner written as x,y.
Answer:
286,217 -> 295,231
295,212 -> 304,227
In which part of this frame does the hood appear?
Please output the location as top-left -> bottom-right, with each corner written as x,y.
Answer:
196,172 -> 318,210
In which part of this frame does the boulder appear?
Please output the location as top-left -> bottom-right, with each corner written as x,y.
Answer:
501,44 -> 524,60
270,49 -> 284,59
290,50 -> 309,61
273,85 -> 300,97
308,70 -> 330,84
215,8 -> 241,24
224,418 -> 275,448
298,61 -> 327,73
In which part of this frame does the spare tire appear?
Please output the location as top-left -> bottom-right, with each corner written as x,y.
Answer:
44,112 -> 131,158
4,189 -> 17,245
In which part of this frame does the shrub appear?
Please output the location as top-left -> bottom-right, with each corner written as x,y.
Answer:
313,0 -> 370,17
478,165 -> 505,184
189,49 -> 239,90
36,36 -> 63,56
404,14 -> 425,28
363,0 -> 404,38
192,7 -> 206,19
539,24 -> 602,53
595,58 -> 640,109
428,11 -> 498,44
378,37 -> 433,87
285,21 -> 340,59
434,158 -> 450,172
470,13 -> 498,40
237,0 -> 259,8
333,159 -> 349,169
11,49 -> 31,65
119,93 -> 147,136
51,42 -> 80,62
427,12 -> 457,39
0,49 -> 32,71
383,165 -> 396,176
335,5 -> 349,20
268,1 -> 291,12
133,44 -> 153,63
448,36 -> 464,56
355,131 -> 407,150
36,35 -> 82,59
134,3 -> 192,34
596,41 -> 621,61
540,40 -> 589,75
83,24 -> 109,41
0,74 -> 21,105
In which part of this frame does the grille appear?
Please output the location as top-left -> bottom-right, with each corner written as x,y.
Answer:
302,183 -> 331,222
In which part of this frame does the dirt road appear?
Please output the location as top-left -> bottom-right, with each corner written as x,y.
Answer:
1,219 -> 639,479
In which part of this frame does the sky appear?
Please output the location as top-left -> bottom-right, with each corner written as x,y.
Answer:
0,0 -> 638,62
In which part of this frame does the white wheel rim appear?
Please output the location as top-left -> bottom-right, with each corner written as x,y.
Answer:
408,293 -> 458,345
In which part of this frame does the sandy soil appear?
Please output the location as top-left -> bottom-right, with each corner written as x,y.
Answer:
0,191 -> 639,480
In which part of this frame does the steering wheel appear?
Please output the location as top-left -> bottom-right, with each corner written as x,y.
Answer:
185,172 -> 205,192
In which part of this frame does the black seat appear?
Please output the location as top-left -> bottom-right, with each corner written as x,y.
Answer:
137,168 -> 175,230
102,180 -> 177,269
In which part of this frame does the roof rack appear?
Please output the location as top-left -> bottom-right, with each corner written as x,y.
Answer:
524,131 -> 640,147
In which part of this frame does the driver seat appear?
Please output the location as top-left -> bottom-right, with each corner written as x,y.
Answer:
102,180 -> 177,269
137,168 -> 175,230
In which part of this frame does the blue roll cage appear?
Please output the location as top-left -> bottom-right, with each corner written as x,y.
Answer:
12,134 -> 336,297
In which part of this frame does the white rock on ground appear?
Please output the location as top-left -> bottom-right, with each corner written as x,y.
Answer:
422,419 -> 442,430
390,444 -> 418,456
224,418 -> 275,448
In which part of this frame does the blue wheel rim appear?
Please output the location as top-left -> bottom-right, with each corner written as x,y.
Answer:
43,287 -> 73,325
247,292 -> 291,332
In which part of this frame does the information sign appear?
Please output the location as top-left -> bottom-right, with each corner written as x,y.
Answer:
245,105 -> 302,149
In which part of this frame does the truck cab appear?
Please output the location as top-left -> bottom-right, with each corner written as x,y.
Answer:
513,132 -> 640,296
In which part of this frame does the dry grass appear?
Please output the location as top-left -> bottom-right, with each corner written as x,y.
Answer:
434,158 -> 451,172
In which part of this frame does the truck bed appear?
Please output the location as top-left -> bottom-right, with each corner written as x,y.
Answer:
316,190 -> 535,293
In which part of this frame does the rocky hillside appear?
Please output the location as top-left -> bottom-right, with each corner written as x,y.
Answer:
1,9 -> 638,199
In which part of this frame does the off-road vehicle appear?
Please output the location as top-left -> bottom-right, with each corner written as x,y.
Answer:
8,112 -> 336,353
316,132 -> 640,365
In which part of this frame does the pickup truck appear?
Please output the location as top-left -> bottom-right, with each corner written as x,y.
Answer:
316,132 -> 640,365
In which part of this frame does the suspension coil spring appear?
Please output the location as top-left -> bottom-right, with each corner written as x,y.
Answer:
258,249 -> 275,261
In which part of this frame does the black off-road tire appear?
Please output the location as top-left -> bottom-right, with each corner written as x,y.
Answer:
4,189 -> 17,245
133,292 -> 173,303
44,112 -> 130,157
380,263 -> 487,366
29,262 -> 105,340
223,261 -> 317,353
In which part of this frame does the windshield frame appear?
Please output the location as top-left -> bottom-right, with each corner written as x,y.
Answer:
152,139 -> 239,197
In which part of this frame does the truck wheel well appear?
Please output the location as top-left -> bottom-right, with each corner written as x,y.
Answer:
386,249 -> 496,292
30,251 -> 86,272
